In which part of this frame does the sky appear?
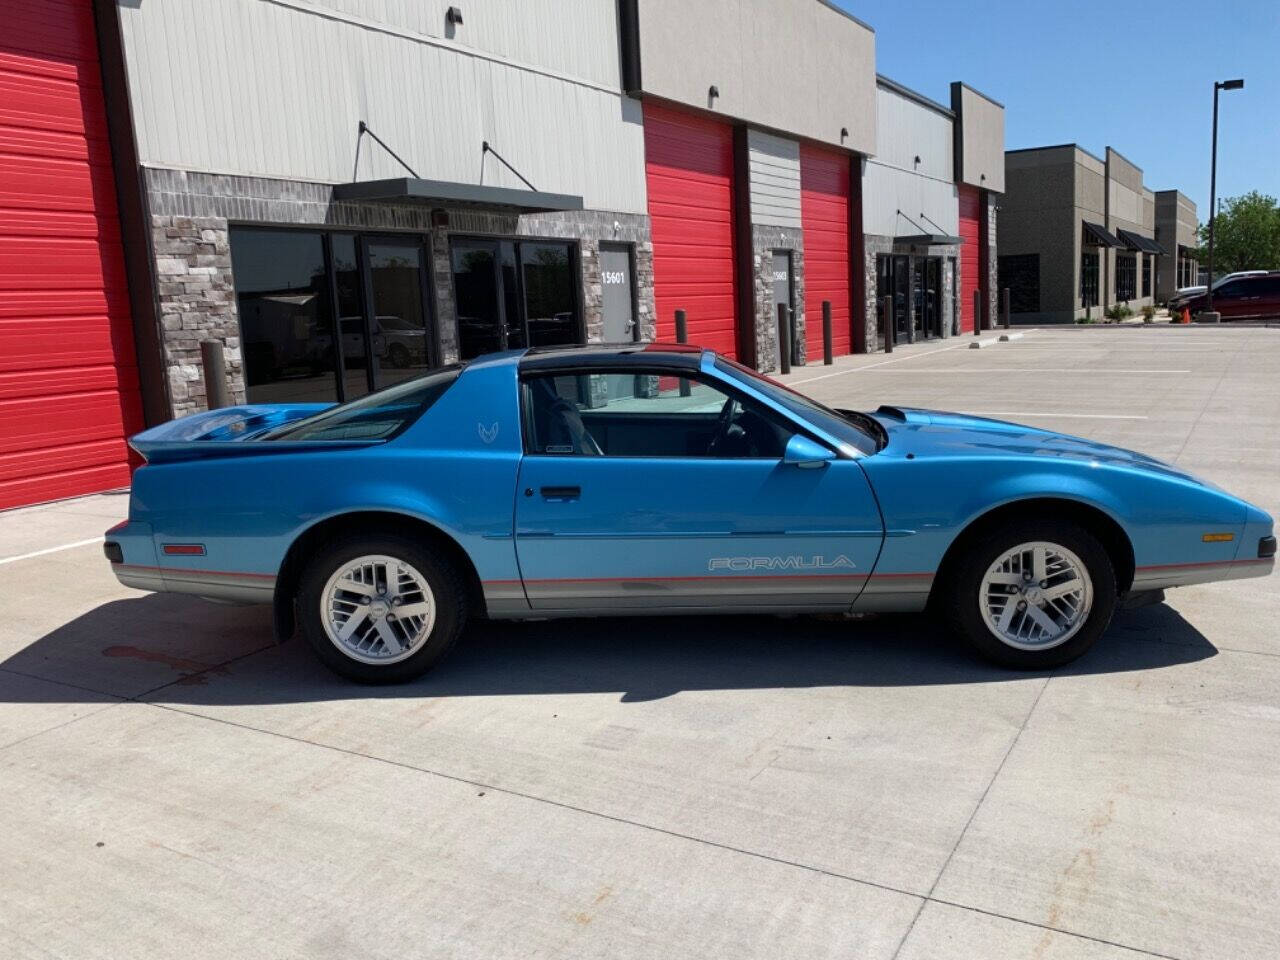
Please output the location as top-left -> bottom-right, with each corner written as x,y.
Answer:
836,0 -> 1280,220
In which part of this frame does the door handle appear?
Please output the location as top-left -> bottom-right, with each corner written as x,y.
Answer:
540,485 -> 581,501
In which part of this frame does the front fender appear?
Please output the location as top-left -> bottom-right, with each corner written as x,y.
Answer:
861,455 -> 1247,579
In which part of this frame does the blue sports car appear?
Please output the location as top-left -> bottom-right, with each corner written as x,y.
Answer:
105,344 -> 1275,682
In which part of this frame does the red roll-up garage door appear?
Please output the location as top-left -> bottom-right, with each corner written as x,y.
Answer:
0,0 -> 142,510
958,185 -> 982,334
643,102 -> 739,358
800,144 -> 852,360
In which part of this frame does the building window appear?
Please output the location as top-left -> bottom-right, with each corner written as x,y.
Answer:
1080,250 -> 1100,307
451,237 -> 581,360
230,226 -> 435,404
998,254 -> 1040,313
1116,252 -> 1137,301
1141,254 -> 1152,298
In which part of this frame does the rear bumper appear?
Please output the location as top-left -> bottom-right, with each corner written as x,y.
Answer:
105,518 -> 274,602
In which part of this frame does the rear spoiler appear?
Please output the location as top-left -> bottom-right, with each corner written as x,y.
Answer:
128,404 -> 375,464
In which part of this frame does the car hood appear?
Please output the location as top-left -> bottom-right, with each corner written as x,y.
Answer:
870,405 -> 1205,483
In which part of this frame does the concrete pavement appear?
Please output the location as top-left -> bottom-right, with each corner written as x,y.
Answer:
1,326 -> 1278,959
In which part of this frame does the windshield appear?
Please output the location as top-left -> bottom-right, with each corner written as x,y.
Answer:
264,366 -> 462,441
713,357 -> 880,455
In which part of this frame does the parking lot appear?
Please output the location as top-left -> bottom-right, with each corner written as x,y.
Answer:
1,326 -> 1277,960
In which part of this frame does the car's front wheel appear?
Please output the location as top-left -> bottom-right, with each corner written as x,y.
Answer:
943,519 -> 1117,669
297,534 -> 466,683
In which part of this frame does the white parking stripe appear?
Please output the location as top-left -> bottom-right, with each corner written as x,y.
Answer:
0,537 -> 104,566
963,411 -> 1149,420
875,368 -> 1191,375
786,342 -> 971,385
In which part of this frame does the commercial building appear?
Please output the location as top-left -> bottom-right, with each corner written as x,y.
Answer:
864,78 -> 1003,349
1153,190 -> 1200,300
998,145 -> 1175,324
0,0 -> 1003,510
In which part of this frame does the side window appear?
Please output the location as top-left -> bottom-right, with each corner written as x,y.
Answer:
523,371 -> 794,459
1215,281 -> 1244,298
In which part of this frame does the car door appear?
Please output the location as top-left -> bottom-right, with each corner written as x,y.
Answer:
1252,276 -> 1280,319
513,366 -> 884,612
1212,279 -> 1249,319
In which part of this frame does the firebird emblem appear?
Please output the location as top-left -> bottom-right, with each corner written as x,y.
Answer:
478,422 -> 499,444
707,555 -> 857,572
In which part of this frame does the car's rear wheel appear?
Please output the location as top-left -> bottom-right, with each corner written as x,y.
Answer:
297,534 -> 466,683
943,519 -> 1116,669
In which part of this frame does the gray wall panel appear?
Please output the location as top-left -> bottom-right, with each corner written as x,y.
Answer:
746,129 -> 801,229
952,84 -> 1004,193
862,85 -> 957,237
630,0 -> 876,154
117,0 -> 648,213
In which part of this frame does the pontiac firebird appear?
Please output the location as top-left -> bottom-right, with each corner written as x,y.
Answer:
104,344 -> 1275,683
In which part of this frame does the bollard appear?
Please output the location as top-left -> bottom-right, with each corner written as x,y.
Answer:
777,303 -> 791,375
674,309 -> 691,395
200,340 -> 229,410
822,300 -> 833,365
881,296 -> 893,354
973,290 -> 982,335
1002,287 -> 1011,329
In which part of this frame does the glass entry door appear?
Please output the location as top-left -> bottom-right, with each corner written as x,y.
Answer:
363,238 -> 434,388
892,255 -> 910,344
451,237 -> 581,360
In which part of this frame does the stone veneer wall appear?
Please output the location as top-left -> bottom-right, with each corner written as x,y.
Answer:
143,168 -> 653,416
750,224 -> 805,373
861,234 -> 961,352
987,198 -> 999,326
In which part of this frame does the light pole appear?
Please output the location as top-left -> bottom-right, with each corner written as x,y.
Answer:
1204,78 -> 1244,320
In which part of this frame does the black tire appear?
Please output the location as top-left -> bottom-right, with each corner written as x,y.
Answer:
942,519 -> 1117,669
297,533 -> 466,683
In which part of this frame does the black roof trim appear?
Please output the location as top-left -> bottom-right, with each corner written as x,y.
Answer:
332,178 -> 583,213
813,0 -> 874,34
518,343 -> 704,373
951,80 -> 1005,110
1082,220 -> 1121,247
1104,146 -> 1143,174
1006,143 -> 1105,165
877,74 -> 954,118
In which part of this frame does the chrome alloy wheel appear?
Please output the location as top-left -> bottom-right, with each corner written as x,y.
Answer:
979,541 -> 1093,651
320,554 -> 436,664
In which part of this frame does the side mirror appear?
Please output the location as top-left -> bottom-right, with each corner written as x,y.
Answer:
783,434 -> 836,469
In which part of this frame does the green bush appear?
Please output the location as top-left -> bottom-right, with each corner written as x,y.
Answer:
1105,302 -> 1133,321
1141,305 -> 1156,322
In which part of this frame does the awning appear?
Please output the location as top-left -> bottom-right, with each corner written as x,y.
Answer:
331,177 -> 584,213
894,233 -> 964,246
1116,228 -> 1166,255
1082,220 -> 1121,247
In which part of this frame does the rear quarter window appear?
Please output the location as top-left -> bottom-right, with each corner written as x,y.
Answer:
265,366 -> 461,441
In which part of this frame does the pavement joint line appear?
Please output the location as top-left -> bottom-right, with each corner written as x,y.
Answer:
0,665 -> 129,701
891,675 -> 1052,960
1170,335 -> 1247,466
0,537 -> 104,566
144,687 -> 1183,960
0,699 -> 125,755
921,897 -> 1185,960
